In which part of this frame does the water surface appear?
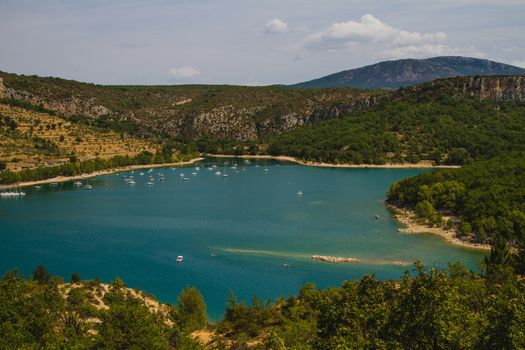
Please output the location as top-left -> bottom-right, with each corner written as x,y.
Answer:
0,158 -> 485,319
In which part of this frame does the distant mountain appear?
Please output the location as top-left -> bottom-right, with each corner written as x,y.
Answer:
292,56 -> 525,89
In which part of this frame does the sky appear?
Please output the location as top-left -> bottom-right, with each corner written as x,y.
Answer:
0,0 -> 524,85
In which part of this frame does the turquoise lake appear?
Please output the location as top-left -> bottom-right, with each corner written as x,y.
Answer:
0,158 -> 486,319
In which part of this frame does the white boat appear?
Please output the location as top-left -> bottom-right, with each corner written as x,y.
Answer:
195,167 -> 200,171
0,191 -> 25,198
181,177 -> 189,182
191,172 -> 197,176
73,181 -> 83,186
215,171 -> 221,176
34,185 -> 42,190
145,181 -> 154,186
176,255 -> 184,263
222,173 -> 229,177
296,191 -> 303,196
139,172 -> 144,176
84,184 -> 92,190
50,182 -> 58,187
127,180 -> 136,185
179,173 -> 185,177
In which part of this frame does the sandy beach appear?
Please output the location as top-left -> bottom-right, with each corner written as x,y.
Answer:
0,157 -> 204,190
388,204 -> 491,251
206,154 -> 461,169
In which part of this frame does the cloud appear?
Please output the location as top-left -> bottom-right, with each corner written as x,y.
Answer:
302,15 -> 445,50
265,18 -> 288,34
168,66 -> 200,79
299,14 -> 483,59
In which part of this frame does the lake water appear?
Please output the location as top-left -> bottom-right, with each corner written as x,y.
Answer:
0,158 -> 485,319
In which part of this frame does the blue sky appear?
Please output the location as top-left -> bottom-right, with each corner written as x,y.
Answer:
1,0 -> 524,85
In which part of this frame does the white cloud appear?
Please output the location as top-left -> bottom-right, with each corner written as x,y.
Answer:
168,66 -> 200,79
302,15 -> 445,50
265,18 -> 288,34
299,14 -> 484,60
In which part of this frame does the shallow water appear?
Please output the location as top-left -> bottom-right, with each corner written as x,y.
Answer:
0,158 -> 485,319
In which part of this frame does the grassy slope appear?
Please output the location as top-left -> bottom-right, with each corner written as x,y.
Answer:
0,103 -> 156,170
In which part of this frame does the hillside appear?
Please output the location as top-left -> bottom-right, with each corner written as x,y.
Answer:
206,76 -> 525,165
0,103 -> 156,170
292,56 -> 525,89
0,72 -> 381,141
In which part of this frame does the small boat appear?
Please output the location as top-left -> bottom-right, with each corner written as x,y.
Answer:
127,180 -> 136,185
374,214 -> 380,220
283,263 -> 290,268
296,191 -> 303,196
34,185 -> 42,190
215,171 -> 221,176
0,191 -> 25,198
50,182 -> 58,187
191,172 -> 197,176
176,255 -> 184,263
84,184 -> 92,190
179,173 -> 185,177
181,177 -> 189,182
264,168 -> 269,172
148,169 -> 153,173
73,181 -> 83,186
210,251 -> 217,257
139,172 -> 144,176
145,181 -> 154,186
207,167 -> 213,171
195,167 -> 200,171
222,173 -> 229,177
159,177 -> 166,182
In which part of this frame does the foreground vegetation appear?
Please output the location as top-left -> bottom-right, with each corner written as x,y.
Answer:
2,258 -> 524,349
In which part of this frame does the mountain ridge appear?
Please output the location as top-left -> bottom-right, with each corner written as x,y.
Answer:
291,56 -> 525,89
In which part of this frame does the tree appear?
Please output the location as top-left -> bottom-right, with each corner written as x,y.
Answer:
71,273 -> 81,284
96,297 -> 168,350
176,287 -> 207,332
32,265 -> 51,284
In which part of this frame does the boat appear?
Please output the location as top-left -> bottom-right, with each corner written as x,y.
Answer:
73,181 -> 83,186
145,181 -> 154,186
159,177 -> 165,182
374,214 -> 380,220
215,171 -> 221,176
179,173 -> 185,177
139,172 -> 144,176
50,182 -> 58,187
195,166 -> 200,171
296,191 -> 303,196
176,255 -> 184,263
283,263 -> 291,268
127,180 -> 136,185
34,185 -> 42,190
191,172 -> 197,176
222,173 -> 229,177
181,177 -> 189,182
0,191 -> 26,198
84,184 -> 92,190
210,251 -> 217,257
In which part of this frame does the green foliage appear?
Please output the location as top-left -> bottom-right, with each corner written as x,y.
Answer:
176,287 -> 207,332
95,295 -> 168,350
388,153 -> 525,246
265,96 -> 525,165
32,264 -> 52,284
0,145 -> 199,185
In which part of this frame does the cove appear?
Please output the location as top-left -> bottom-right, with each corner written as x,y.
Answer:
0,158 -> 485,319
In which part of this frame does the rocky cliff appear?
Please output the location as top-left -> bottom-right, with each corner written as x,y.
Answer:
1,72 -> 523,142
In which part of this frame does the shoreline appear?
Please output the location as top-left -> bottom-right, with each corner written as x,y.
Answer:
387,203 -> 491,251
0,157 -> 204,190
205,154 -> 461,169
